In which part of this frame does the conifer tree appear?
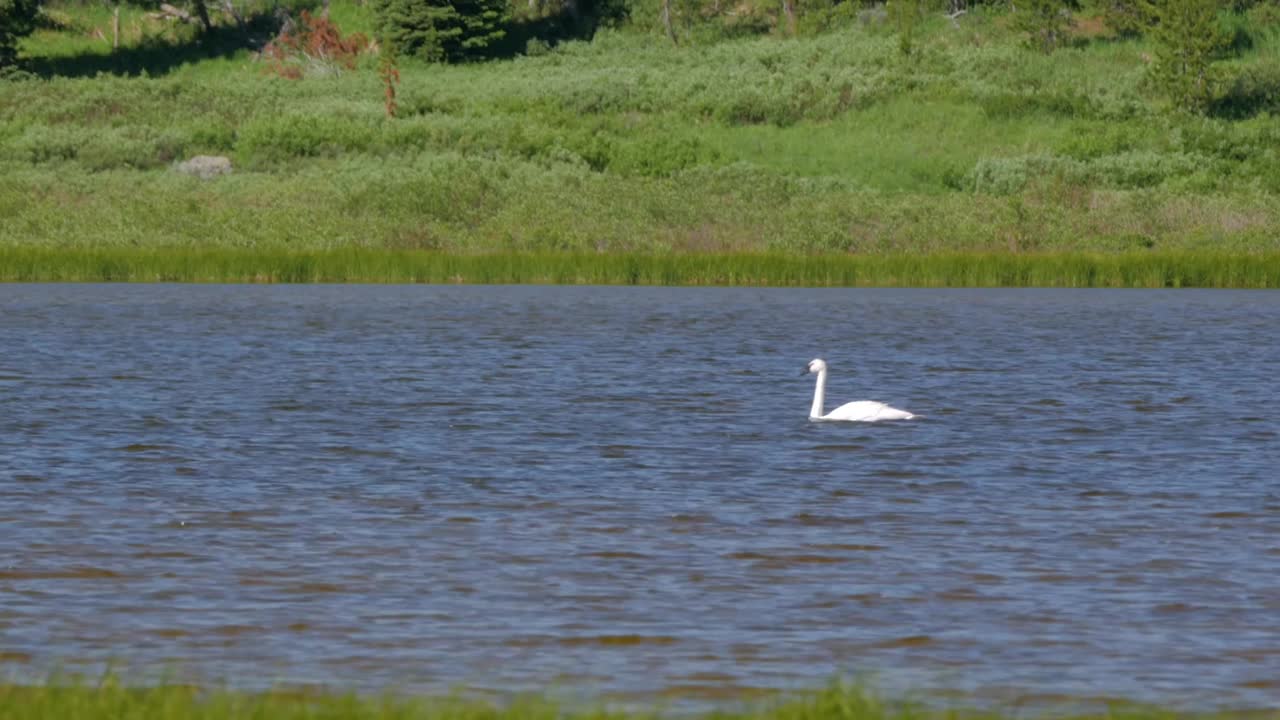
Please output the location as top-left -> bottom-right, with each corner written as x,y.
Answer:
1101,0 -> 1156,37
1,0 -> 40,67
1012,0 -> 1073,53
372,0 -> 507,62
1152,0 -> 1225,112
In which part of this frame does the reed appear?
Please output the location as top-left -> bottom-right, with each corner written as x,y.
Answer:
3,248 -> 1279,287
0,677 -> 1265,720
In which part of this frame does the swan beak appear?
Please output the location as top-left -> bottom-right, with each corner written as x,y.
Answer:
799,367 -> 810,376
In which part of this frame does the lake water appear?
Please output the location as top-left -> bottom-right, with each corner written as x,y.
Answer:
2,284 -> 1279,711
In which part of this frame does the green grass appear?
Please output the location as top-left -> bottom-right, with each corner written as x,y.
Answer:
0,678 -> 1272,720
3,247 -> 1278,287
2,155 -> 1278,256
3,0 -> 1280,284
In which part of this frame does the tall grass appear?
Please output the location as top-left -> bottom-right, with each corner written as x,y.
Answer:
2,156 -> 1277,256
3,248 -> 1278,287
0,677 -> 1267,720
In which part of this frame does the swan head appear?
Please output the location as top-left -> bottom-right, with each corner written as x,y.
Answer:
802,358 -> 828,375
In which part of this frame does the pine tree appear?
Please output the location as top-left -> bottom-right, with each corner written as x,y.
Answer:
372,0 -> 507,62
1012,0 -> 1074,54
1151,0 -> 1225,113
1,0 -> 41,67
1101,0 -> 1156,37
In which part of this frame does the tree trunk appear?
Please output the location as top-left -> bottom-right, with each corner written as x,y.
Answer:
273,6 -> 296,39
191,0 -> 213,32
221,0 -> 247,32
112,5 -> 120,49
782,0 -> 797,36
661,0 -> 677,45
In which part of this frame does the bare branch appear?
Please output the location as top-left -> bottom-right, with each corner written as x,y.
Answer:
150,3 -> 196,23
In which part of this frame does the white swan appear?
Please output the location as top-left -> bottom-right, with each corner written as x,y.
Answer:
803,358 -> 916,422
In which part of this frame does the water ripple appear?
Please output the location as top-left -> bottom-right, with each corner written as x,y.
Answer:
0,285 -> 1278,710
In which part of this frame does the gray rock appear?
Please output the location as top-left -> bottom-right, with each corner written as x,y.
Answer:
176,155 -> 233,180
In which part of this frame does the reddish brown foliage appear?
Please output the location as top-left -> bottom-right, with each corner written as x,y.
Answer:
263,11 -> 368,78
378,46 -> 400,118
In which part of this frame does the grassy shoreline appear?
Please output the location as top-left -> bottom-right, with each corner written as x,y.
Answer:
2,248 -> 1279,287
5,2 -> 1279,287
0,679 -> 1273,720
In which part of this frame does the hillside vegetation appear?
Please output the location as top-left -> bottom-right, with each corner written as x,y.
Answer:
1,0 -> 1279,283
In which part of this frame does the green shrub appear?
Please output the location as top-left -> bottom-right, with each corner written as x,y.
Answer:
976,90 -> 1097,119
1089,150 -> 1203,187
235,114 -> 378,166
965,154 -> 1042,194
609,133 -> 721,176
5,125 -> 86,163
964,151 -> 1203,193
1175,117 -> 1280,164
77,132 -> 158,171
796,1 -> 863,36
1211,60 -> 1280,118
0,64 -> 36,80
188,121 -> 238,154
3,123 -> 192,170
886,0 -> 927,56
1055,123 -> 1144,159
524,37 -> 551,56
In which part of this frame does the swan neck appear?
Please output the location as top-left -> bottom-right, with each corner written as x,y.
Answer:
810,369 -> 827,418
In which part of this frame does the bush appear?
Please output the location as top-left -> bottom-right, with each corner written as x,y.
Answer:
2,124 -> 188,170
977,90 -> 1097,119
262,10 -> 370,79
5,125 -> 86,164
1176,118 -> 1280,165
886,0 -> 926,56
1055,124 -> 1143,159
236,114 -> 377,166
0,63 -> 36,80
964,151 -> 1204,193
609,133 -> 720,176
1211,61 -> 1280,118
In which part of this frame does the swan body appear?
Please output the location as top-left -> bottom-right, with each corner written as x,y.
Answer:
803,358 -> 915,422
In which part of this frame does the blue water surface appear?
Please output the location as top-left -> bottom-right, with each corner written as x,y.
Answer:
1,285 -> 1278,709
